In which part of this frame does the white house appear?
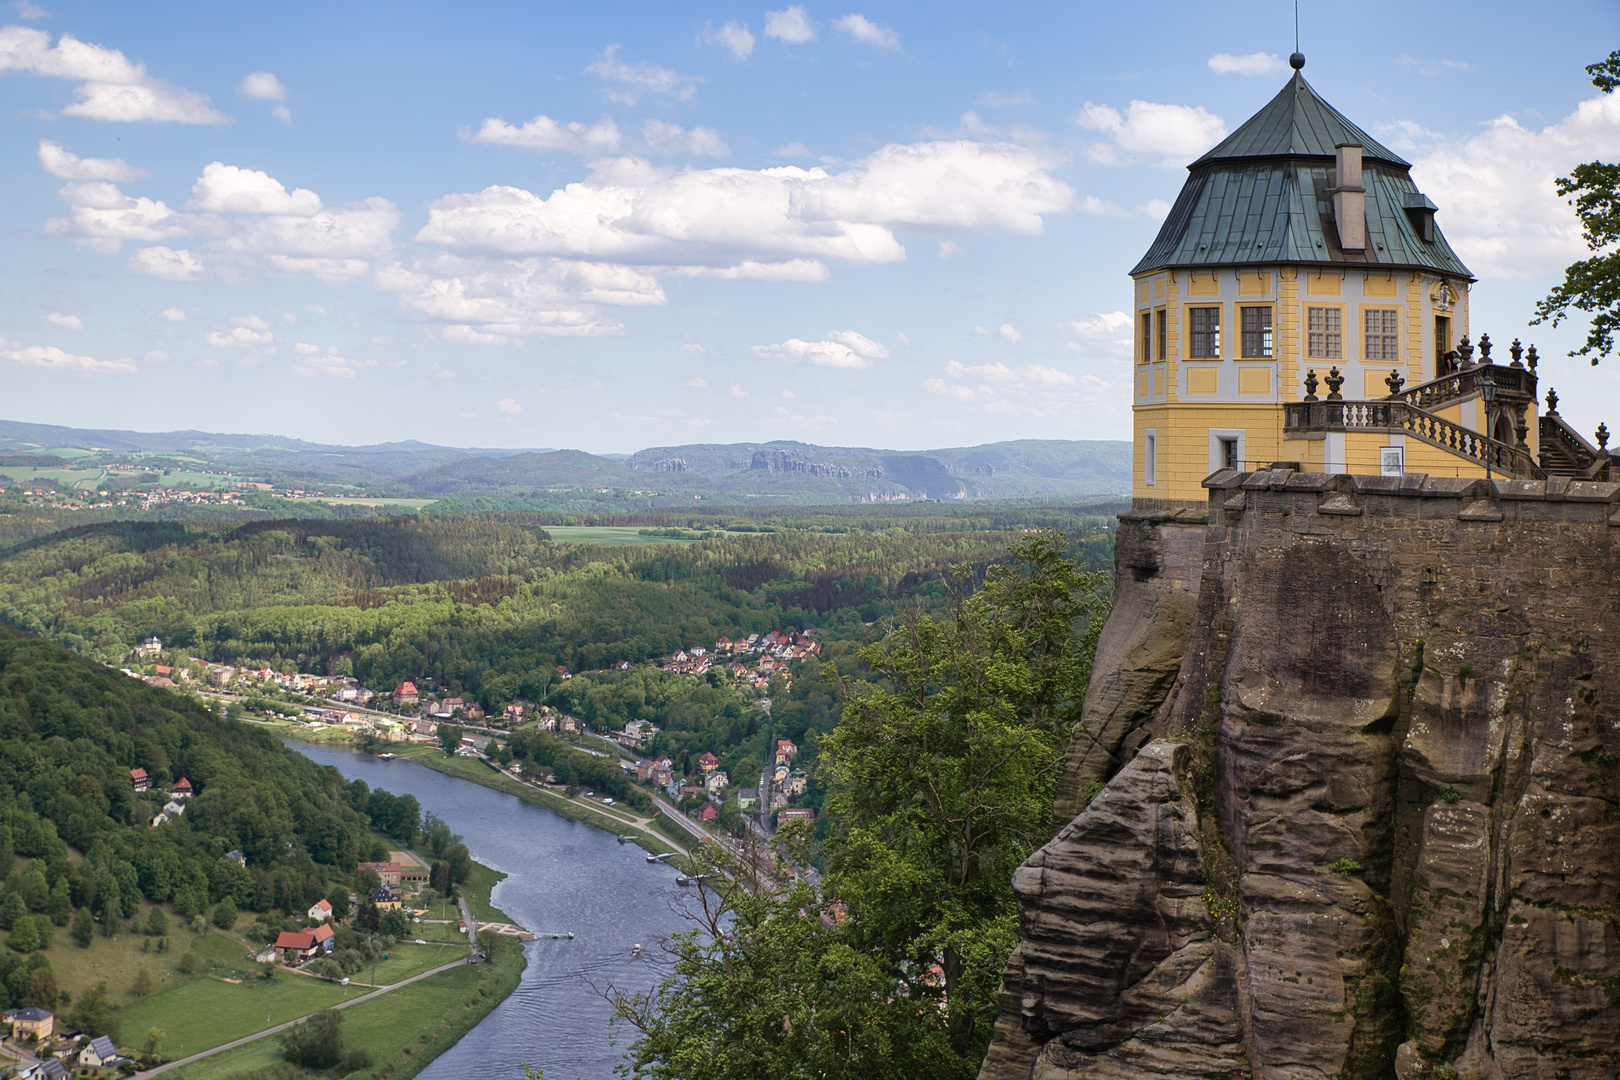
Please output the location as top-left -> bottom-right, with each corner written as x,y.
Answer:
79,1035 -> 119,1068
307,898 -> 333,922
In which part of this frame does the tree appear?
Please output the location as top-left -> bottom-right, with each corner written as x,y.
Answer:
379,907 -> 410,939
30,915 -> 51,950
354,899 -> 380,933
0,892 -> 26,931
72,907 -> 93,948
100,891 -> 120,937
430,861 -> 450,894
143,1027 -> 166,1061
131,968 -> 154,998
146,906 -> 169,937
325,887 -> 351,921
69,983 -> 119,1040
1534,51 -> 1620,363
611,533 -> 1107,1080
7,915 -> 37,953
308,957 -> 343,981
278,1009 -> 344,1069
212,898 -> 238,930
439,724 -> 465,756
178,951 -> 198,975
23,967 -> 57,1011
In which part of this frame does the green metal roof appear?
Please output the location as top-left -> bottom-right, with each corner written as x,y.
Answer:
1131,71 -> 1473,280
1194,73 -> 1408,168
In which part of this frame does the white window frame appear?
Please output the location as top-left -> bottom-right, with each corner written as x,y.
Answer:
1209,429 -> 1246,474
1144,430 -> 1157,486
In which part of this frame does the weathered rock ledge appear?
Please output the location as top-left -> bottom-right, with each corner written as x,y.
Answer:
983,471 -> 1620,1080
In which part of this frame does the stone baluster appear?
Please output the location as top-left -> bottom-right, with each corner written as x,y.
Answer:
1325,366 -> 1344,401
1303,369 -> 1319,402
1509,338 -> 1524,368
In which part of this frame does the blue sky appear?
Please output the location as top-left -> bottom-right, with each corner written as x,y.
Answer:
3,1 -> 1618,452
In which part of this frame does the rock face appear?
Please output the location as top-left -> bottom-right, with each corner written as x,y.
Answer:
982,471 -> 1620,1080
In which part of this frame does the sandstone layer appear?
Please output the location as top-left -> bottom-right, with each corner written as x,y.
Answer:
983,471 -> 1620,1080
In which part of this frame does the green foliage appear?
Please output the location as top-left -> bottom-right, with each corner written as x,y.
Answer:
277,1007 -> 345,1069
1328,858 -> 1364,876
615,532 -> 1108,1078
72,907 -> 93,947
212,898 -> 238,929
1439,785 -> 1463,803
1533,51 -> 1620,364
379,907 -> 410,938
7,914 -> 36,952
70,982 -> 119,1040
145,905 -> 168,936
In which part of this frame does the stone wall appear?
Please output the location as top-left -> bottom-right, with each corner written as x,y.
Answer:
982,469 -> 1620,1080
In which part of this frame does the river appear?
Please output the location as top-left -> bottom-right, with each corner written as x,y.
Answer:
291,743 -> 690,1080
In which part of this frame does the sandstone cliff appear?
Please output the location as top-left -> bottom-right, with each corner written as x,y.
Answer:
983,470 -> 1620,1080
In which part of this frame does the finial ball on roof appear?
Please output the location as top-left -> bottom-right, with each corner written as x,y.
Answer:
1290,52 -> 1306,70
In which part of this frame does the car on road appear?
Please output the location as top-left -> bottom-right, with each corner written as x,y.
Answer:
602,797 -> 614,805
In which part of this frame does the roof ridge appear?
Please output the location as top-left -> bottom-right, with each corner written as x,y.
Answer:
1193,72 -> 1410,169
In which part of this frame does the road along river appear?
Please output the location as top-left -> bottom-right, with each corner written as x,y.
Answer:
292,743 -> 691,1080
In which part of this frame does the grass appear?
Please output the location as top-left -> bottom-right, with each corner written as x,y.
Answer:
542,524 -> 699,545
161,944 -> 525,1080
116,969 -> 350,1058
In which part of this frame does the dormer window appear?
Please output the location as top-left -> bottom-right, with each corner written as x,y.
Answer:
1404,193 -> 1439,243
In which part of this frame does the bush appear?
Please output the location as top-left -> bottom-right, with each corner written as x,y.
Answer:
69,983 -> 119,1041
1327,858 -> 1363,876
146,907 -> 169,936
72,908 -> 93,948
307,958 -> 342,981
212,898 -> 238,930
178,951 -> 198,975
7,916 -> 37,953
378,908 -> 410,939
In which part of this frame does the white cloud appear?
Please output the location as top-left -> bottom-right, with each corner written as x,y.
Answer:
1,340 -> 134,373
44,312 -> 81,329
703,20 -> 754,60
415,139 -> 1071,271
1208,52 -> 1287,77
496,397 -> 522,413
375,254 -> 666,343
642,120 -> 729,157
781,389 -> 796,398
0,26 -> 228,123
998,323 -> 1024,343
729,382 -> 748,397
36,139 -> 143,181
10,2 -> 48,19
834,14 -> 899,50
752,332 -> 883,369
764,7 -> 815,44
129,245 -> 203,280
46,181 -> 186,252
190,162 -> 320,214
669,259 -> 829,281
681,345 -> 707,359
827,329 -> 889,359
289,342 -> 372,378
1076,100 -> 1227,166
204,315 -> 275,349
1060,310 -> 1133,354
937,239 -> 963,258
774,141 -> 812,158
1405,92 -> 1620,279
238,71 -> 284,102
464,114 -> 622,155
683,373 -> 707,385
585,45 -> 702,105
159,306 -> 187,322
980,91 -> 1034,107
922,359 -> 1088,416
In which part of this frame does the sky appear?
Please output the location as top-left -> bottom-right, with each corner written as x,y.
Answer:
2,1 -> 1619,454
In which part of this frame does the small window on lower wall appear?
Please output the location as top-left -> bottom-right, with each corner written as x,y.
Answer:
1380,446 -> 1405,476
1144,431 -> 1157,486
1209,430 -> 1245,473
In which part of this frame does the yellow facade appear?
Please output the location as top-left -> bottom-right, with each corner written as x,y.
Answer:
1132,266 -> 1483,503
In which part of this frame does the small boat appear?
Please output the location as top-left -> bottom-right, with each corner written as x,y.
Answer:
376,752 -> 396,760
631,943 -> 643,957
675,875 -> 692,886
616,834 -> 631,844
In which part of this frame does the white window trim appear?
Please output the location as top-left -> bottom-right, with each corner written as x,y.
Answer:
1144,429 -> 1157,486
1209,429 -> 1246,474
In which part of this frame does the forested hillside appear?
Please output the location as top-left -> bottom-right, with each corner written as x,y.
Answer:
0,511 -> 1116,711
0,626 -> 370,954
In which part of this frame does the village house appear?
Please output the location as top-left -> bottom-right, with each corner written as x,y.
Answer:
775,739 -> 797,764
129,768 -> 150,792
697,751 -> 719,773
170,777 -> 193,798
705,770 -> 730,794
307,898 -> 333,922
360,861 -> 403,887
783,772 -> 808,798
5,1006 -> 52,1041
310,922 -> 336,953
275,930 -> 319,965
23,1058 -> 68,1080
371,884 -> 402,911
698,803 -> 718,823
391,850 -> 430,888
226,849 -> 246,866
78,1035 -> 119,1068
133,636 -> 163,657
392,681 -> 420,708
637,755 -> 672,783
778,807 -> 816,825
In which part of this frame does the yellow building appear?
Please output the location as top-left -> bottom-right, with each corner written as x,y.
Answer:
1129,54 -> 1598,506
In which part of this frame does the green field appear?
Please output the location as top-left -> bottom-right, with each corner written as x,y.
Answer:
117,969 -> 351,1059
0,466 -> 104,489
542,524 -> 699,545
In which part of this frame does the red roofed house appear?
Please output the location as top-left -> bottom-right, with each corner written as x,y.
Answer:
307,898 -> 333,922
698,752 -> 719,773
393,681 -> 420,707
778,807 -> 816,824
698,803 -> 718,823
171,777 -> 193,798
275,931 -> 318,964
310,922 -> 336,952
774,740 -> 797,764
130,768 -> 150,792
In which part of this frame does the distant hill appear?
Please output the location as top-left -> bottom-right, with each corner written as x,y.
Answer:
0,418 -> 1130,505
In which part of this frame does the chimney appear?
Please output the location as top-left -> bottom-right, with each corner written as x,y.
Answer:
1332,142 -> 1365,252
